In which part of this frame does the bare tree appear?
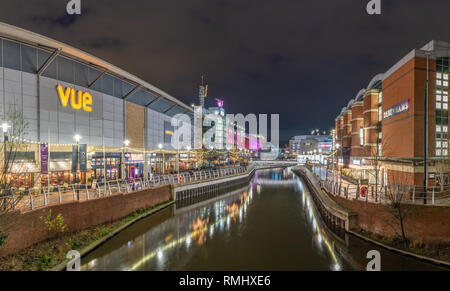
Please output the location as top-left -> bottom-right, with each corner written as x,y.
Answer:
364,128 -> 393,201
384,168 -> 413,247
434,159 -> 450,193
0,106 -> 30,249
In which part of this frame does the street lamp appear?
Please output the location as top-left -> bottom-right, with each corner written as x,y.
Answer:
122,140 -> 130,180
73,134 -> 81,200
158,143 -> 163,174
422,50 -> 431,204
1,122 -> 11,173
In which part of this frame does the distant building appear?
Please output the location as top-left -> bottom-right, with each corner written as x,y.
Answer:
289,135 -> 332,155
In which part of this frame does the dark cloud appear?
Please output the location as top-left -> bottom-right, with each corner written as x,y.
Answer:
30,14 -> 78,29
0,0 -> 449,144
81,37 -> 126,50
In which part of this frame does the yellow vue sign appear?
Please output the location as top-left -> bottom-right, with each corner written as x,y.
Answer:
57,85 -> 93,112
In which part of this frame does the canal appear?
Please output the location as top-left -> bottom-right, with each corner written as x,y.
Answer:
81,168 -> 445,271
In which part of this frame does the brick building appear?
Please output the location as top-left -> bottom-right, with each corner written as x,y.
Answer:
334,40 -> 450,187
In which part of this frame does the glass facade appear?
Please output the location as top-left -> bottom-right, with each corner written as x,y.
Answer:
435,57 -> 449,157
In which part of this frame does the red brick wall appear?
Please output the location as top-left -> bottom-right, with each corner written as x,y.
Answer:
381,57 -> 437,158
0,185 -> 172,256
330,195 -> 450,244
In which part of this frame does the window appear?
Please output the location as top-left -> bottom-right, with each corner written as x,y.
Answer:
360,127 -> 364,146
21,44 -> 37,73
58,56 -> 74,83
3,39 -> 21,70
38,49 -> 57,79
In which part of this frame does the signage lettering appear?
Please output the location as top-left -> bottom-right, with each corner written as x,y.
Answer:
383,100 -> 409,120
57,85 -> 93,112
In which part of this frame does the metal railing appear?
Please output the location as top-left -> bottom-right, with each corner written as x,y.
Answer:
0,166 -> 250,212
312,169 -> 450,206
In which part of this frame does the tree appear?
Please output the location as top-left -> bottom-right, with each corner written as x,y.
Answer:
194,146 -> 207,169
364,128 -> 393,202
0,106 -> 30,249
434,159 -> 450,193
384,168 -> 413,247
228,147 -> 241,166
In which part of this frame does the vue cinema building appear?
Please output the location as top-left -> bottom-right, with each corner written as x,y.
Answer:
335,40 -> 450,187
0,22 -> 195,189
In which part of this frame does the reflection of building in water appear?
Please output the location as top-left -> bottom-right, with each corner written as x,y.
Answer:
82,185 -> 255,271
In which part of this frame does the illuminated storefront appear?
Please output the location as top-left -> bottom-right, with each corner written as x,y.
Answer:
0,22 -> 193,189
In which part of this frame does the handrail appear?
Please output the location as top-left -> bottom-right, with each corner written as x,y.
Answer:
0,166 -> 251,212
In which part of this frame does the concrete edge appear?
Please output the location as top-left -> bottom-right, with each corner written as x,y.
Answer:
348,230 -> 450,268
50,200 -> 175,271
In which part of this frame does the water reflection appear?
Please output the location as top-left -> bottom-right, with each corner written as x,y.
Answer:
81,167 -> 445,271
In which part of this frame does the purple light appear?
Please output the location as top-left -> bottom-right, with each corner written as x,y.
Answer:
216,99 -> 224,108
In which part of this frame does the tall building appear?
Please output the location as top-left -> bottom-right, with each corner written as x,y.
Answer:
334,40 -> 450,187
0,22 -> 195,188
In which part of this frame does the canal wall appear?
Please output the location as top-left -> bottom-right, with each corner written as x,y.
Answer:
174,169 -> 256,200
297,166 -> 450,245
293,167 -> 358,231
0,185 -> 171,257
329,195 -> 450,245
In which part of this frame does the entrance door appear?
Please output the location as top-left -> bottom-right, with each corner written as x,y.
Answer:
129,166 -> 136,180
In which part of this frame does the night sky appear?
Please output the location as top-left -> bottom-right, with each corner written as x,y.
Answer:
0,0 -> 449,144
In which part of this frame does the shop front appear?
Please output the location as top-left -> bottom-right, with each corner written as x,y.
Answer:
91,153 -> 122,181
125,153 -> 145,179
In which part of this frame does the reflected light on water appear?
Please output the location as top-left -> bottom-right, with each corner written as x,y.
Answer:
302,186 -> 341,271
126,189 -> 254,271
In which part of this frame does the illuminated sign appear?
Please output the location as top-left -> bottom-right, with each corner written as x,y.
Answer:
57,85 -> 93,112
383,100 -> 409,120
216,99 -> 224,108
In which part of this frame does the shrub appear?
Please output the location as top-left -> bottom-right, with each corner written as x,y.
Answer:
0,230 -> 7,248
40,210 -> 68,236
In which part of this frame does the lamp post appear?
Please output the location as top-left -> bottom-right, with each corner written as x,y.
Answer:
158,143 -> 163,174
123,140 -> 130,180
73,134 -> 81,200
423,50 -> 431,205
186,145 -> 191,170
1,123 -> 11,173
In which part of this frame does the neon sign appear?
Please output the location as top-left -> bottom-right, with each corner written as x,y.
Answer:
215,99 -> 224,108
57,85 -> 93,112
